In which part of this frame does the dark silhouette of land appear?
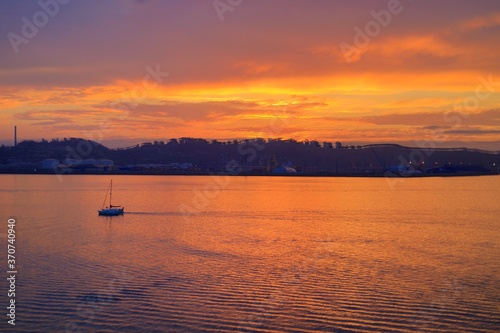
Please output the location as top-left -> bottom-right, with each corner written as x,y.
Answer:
0,137 -> 498,176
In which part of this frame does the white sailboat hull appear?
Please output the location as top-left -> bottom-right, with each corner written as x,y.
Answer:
98,207 -> 124,216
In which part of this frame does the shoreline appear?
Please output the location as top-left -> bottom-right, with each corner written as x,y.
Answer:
0,170 -> 497,178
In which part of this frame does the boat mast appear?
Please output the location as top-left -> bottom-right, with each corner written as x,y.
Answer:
110,179 -> 113,207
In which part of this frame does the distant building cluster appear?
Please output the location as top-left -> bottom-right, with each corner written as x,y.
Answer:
40,159 -> 198,173
41,159 -> 114,172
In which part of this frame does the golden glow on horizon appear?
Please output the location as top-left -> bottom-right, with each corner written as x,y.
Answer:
3,74 -> 499,147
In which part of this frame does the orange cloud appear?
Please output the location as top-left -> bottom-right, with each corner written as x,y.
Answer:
372,35 -> 457,58
457,12 -> 500,32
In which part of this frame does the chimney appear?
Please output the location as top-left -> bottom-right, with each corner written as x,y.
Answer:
14,126 -> 17,147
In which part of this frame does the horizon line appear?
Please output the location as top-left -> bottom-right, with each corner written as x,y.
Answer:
3,136 -> 499,154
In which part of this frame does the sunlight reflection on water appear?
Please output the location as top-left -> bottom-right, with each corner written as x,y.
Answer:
0,175 -> 498,332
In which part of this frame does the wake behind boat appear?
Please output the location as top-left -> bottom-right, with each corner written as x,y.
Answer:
98,179 -> 124,216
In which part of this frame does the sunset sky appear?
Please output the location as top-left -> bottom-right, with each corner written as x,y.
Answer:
1,0 -> 499,149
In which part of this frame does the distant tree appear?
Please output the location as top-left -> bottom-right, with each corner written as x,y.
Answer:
179,137 -> 186,144
168,139 -> 179,145
310,140 -> 320,147
255,138 -> 266,145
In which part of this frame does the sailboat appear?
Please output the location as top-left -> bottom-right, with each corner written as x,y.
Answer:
98,179 -> 124,216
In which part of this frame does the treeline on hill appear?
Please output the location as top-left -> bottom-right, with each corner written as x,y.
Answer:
0,137 -> 498,174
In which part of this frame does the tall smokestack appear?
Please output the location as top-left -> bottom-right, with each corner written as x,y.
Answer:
14,126 -> 17,147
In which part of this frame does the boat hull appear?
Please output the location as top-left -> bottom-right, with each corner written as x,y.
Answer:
98,208 -> 124,216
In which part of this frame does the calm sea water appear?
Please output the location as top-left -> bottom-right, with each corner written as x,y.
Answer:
0,175 -> 499,332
